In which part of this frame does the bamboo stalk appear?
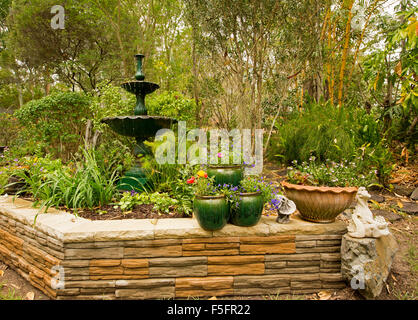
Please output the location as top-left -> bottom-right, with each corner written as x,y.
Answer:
330,22 -> 336,105
320,7 -> 331,41
338,0 -> 355,107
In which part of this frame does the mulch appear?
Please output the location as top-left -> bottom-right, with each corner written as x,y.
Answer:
62,204 -> 190,221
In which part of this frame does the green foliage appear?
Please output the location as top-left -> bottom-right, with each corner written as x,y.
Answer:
90,83 -> 135,126
0,113 -> 19,146
147,91 -> 197,124
94,140 -> 136,177
115,191 -> 178,214
0,281 -> 22,300
286,158 -> 377,188
140,153 -> 196,215
269,102 -> 360,164
0,171 -> 7,195
8,148 -> 119,213
354,142 -> 395,187
13,91 -> 92,160
362,6 -> 417,147
217,175 -> 280,212
7,0 -> 120,92
193,174 -> 218,196
270,101 -> 394,186
240,175 -> 276,204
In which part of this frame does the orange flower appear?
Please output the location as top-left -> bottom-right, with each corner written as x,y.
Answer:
197,170 -> 208,178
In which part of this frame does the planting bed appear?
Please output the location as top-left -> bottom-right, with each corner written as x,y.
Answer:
0,195 -> 347,300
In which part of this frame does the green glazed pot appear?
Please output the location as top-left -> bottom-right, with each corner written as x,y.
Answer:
230,192 -> 264,227
193,195 -> 230,231
207,165 -> 244,187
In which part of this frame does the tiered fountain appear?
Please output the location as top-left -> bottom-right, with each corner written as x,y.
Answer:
101,54 -> 176,191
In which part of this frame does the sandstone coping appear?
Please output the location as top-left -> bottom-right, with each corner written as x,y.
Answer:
0,195 -> 347,243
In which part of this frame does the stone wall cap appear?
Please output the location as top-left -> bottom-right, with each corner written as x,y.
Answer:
1,196 -> 347,243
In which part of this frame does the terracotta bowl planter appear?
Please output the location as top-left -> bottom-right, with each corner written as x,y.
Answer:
281,181 -> 358,223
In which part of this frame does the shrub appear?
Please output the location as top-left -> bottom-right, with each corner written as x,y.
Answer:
13,91 -> 92,160
146,91 -> 197,124
269,102 -> 357,164
268,101 -> 394,186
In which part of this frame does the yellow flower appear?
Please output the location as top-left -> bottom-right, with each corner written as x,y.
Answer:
197,170 -> 208,178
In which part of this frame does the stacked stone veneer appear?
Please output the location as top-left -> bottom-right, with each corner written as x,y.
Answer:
0,196 -> 347,300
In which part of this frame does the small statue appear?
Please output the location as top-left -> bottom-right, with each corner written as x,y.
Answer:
348,187 -> 390,238
275,195 -> 297,224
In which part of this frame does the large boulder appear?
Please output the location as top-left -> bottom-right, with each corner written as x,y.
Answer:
341,233 -> 398,299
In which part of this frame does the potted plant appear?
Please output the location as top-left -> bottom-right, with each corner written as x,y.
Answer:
188,170 -> 230,231
220,176 -> 278,227
206,150 -> 244,187
282,158 -> 376,223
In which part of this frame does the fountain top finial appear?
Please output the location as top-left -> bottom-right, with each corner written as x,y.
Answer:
135,54 -> 145,81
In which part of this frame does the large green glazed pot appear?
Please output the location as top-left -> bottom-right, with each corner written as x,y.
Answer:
207,165 -> 244,187
230,192 -> 264,227
193,195 -> 230,231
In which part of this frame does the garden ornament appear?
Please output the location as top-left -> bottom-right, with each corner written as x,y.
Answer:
275,195 -> 296,224
347,187 -> 390,238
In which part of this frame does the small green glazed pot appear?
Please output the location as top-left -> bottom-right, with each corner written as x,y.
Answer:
207,165 -> 244,187
230,192 -> 264,227
193,195 -> 230,231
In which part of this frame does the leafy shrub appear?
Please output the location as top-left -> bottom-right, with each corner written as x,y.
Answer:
270,102 -> 355,163
147,91 -> 197,124
89,83 -> 135,126
269,101 -> 394,186
13,91 -> 92,160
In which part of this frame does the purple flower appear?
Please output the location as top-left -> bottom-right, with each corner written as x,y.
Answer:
130,190 -> 137,196
13,158 -> 18,162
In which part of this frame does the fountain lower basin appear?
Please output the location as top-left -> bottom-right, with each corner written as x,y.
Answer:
101,115 -> 176,140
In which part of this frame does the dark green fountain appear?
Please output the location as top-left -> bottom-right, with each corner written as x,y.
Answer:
101,54 -> 176,191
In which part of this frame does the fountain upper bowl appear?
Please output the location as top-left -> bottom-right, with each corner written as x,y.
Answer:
121,81 -> 159,96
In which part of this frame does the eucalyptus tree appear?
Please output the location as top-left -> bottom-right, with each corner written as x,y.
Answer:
6,0 -> 121,92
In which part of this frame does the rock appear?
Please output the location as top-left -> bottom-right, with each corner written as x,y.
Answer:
369,193 -> 385,203
372,209 -> 402,222
398,202 -> 418,215
410,187 -> 418,201
277,169 -> 287,177
4,175 -> 27,195
341,234 -> 398,299
392,184 -> 414,197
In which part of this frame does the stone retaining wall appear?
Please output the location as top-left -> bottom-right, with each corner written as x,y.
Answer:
0,196 -> 347,299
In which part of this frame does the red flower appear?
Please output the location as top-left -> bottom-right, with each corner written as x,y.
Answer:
187,176 -> 196,184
